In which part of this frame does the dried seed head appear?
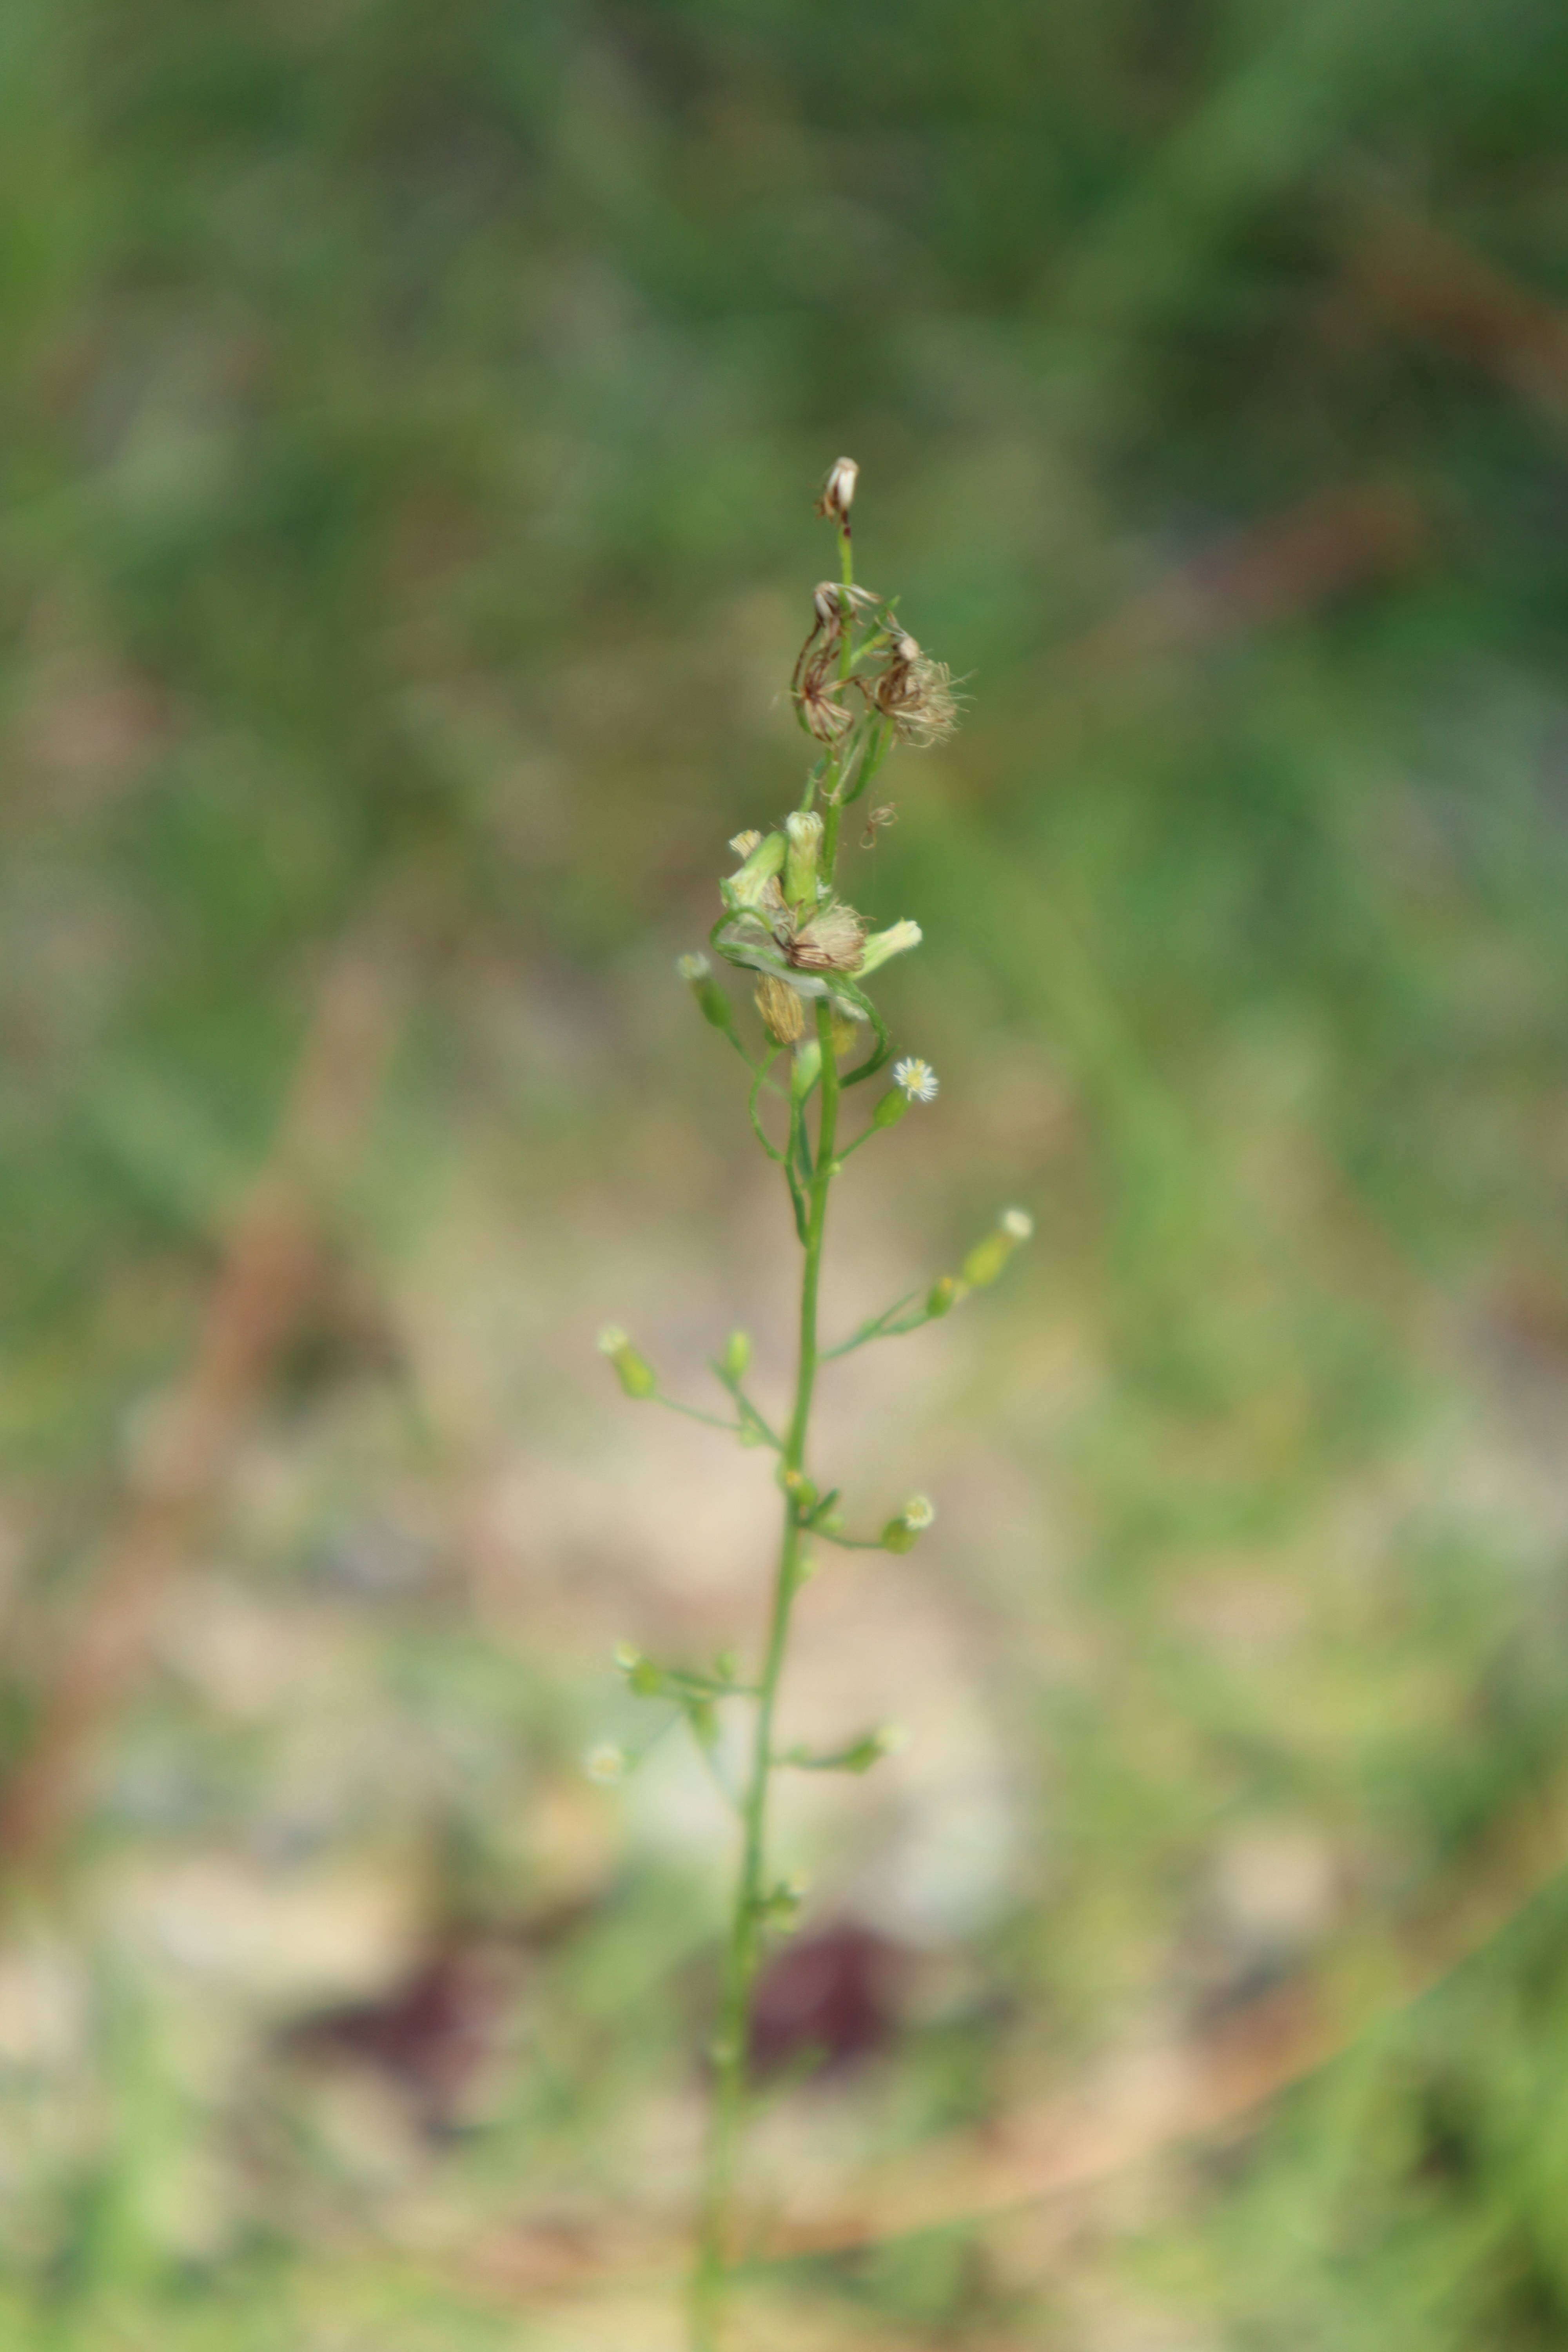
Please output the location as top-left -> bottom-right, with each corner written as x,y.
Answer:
792,583 -> 883,740
754,974 -> 806,1044
872,640 -> 960,746
811,580 -> 880,630
794,661 -> 853,743
783,900 -> 866,974
793,638 -> 844,735
815,456 -> 858,528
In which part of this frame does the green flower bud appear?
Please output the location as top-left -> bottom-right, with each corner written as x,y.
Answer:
960,1207 -> 1034,1290
784,810 -> 823,908
613,1643 -> 664,1696
759,1875 -> 806,1927
925,1274 -> 964,1318
720,829 -> 786,912
882,1493 -> 935,1552
781,1467 -> 818,1515
597,1325 -> 656,1399
837,1723 -> 910,1773
722,1329 -> 752,1381
684,1698 -> 719,1751
677,952 -> 736,1035
791,1039 -> 822,1100
872,1087 -> 910,1130
857,917 -> 922,976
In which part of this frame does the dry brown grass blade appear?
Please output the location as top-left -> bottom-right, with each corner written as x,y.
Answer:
1345,203 -> 1568,429
1060,479 -> 1429,684
0,951 -> 397,1880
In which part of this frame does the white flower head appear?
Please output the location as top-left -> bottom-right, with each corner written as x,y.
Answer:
676,952 -> 710,983
901,1494 -> 936,1531
1000,1207 -> 1034,1241
596,1325 -> 629,1356
893,1056 -> 939,1103
729,829 -> 762,858
584,1742 -> 626,1784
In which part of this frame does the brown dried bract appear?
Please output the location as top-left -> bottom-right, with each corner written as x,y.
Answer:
782,900 -> 865,975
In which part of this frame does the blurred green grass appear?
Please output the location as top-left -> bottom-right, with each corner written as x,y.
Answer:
7,0 -> 1568,2343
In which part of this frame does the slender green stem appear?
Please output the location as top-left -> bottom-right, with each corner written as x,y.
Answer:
653,1394 -> 750,1437
691,1013 -> 843,2351
748,1047 -> 784,1163
820,1290 -> 943,1359
689,516 -> 859,2352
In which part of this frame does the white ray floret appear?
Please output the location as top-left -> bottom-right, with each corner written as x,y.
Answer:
893,1056 -> 939,1103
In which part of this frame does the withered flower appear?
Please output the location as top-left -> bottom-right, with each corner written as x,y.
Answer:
754,975 -> 806,1045
814,456 -> 858,530
782,899 -> 866,975
871,632 -> 959,747
791,582 -> 887,740
793,654 -> 853,743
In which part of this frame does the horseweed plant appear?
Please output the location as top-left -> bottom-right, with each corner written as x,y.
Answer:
596,461 -> 1031,2349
